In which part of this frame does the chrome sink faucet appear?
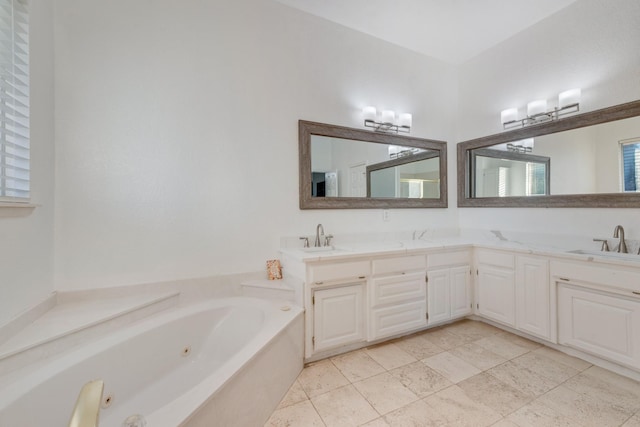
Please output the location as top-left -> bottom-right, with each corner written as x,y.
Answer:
613,225 -> 628,253
315,223 -> 325,247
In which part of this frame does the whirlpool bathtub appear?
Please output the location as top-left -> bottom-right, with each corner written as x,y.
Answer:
0,296 -> 304,426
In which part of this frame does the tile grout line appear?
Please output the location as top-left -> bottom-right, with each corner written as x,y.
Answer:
270,320 -> 640,427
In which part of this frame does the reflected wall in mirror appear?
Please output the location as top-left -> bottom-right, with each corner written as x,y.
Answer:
300,120 -> 447,209
457,100 -> 640,207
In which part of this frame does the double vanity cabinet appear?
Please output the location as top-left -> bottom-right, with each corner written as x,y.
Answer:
283,247 -> 472,360
281,242 -> 640,376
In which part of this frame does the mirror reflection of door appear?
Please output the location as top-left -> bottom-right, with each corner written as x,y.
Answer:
349,162 -> 367,197
311,171 -> 338,197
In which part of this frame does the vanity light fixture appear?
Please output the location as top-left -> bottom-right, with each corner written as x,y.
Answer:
501,88 -> 581,130
506,138 -> 534,153
388,144 -> 424,159
363,106 -> 412,133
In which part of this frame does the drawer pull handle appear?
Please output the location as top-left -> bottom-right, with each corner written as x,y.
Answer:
633,291 -> 640,296
558,277 -> 570,282
315,281 -> 323,285
358,276 -> 366,279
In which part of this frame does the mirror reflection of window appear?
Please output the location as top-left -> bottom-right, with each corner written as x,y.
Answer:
472,148 -> 550,198
526,163 -> 547,196
368,156 -> 440,199
621,139 -> 640,192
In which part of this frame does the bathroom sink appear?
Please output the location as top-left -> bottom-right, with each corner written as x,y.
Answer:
567,249 -> 640,261
302,246 -> 337,253
335,242 -> 404,252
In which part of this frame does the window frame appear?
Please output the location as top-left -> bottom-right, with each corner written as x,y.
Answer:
620,138 -> 640,193
0,0 -> 30,204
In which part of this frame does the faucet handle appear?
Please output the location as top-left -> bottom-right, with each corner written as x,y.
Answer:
593,238 -> 610,252
299,237 -> 310,248
324,234 -> 334,247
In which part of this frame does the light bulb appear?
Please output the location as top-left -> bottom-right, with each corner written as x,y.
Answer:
558,88 -> 581,108
527,100 -> 547,117
363,106 -> 377,121
501,108 -> 518,124
398,113 -> 412,128
381,110 -> 395,124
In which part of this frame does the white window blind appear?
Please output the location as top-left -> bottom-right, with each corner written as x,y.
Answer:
0,0 -> 29,201
621,140 -> 640,192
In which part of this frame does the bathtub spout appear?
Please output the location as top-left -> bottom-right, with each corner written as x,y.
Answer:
68,379 -> 104,427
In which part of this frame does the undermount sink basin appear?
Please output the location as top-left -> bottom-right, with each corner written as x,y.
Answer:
567,249 -> 640,260
335,242 -> 404,252
301,246 -> 337,253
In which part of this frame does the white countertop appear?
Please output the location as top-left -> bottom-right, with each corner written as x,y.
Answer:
280,234 -> 640,269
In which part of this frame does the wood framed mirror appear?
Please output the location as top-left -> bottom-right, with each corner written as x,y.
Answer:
457,100 -> 640,207
299,120 -> 447,209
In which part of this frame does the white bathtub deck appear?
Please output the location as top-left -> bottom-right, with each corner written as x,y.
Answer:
0,291 -> 179,364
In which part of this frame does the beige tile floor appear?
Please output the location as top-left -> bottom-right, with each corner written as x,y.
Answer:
265,319 -> 640,427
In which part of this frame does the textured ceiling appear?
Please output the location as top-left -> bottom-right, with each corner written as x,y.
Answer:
275,0 -> 579,64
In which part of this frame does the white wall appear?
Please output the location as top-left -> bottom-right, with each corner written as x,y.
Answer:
458,0 -> 640,238
0,0 -> 56,325
15,0 -> 635,304
53,0 -> 459,290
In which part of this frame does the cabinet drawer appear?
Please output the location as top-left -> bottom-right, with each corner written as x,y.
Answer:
477,250 -> 515,269
372,255 -> 426,276
309,260 -> 370,284
427,250 -> 471,268
369,300 -> 427,340
551,260 -> 640,294
371,272 -> 426,307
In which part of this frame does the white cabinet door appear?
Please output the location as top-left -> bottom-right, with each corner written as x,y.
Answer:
516,256 -> 550,340
427,265 -> 471,325
427,269 -> 451,325
450,266 -> 472,319
558,285 -> 640,370
313,285 -> 365,352
477,266 -> 516,327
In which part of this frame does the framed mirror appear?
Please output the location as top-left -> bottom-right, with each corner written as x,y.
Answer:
457,100 -> 640,207
299,120 -> 447,209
